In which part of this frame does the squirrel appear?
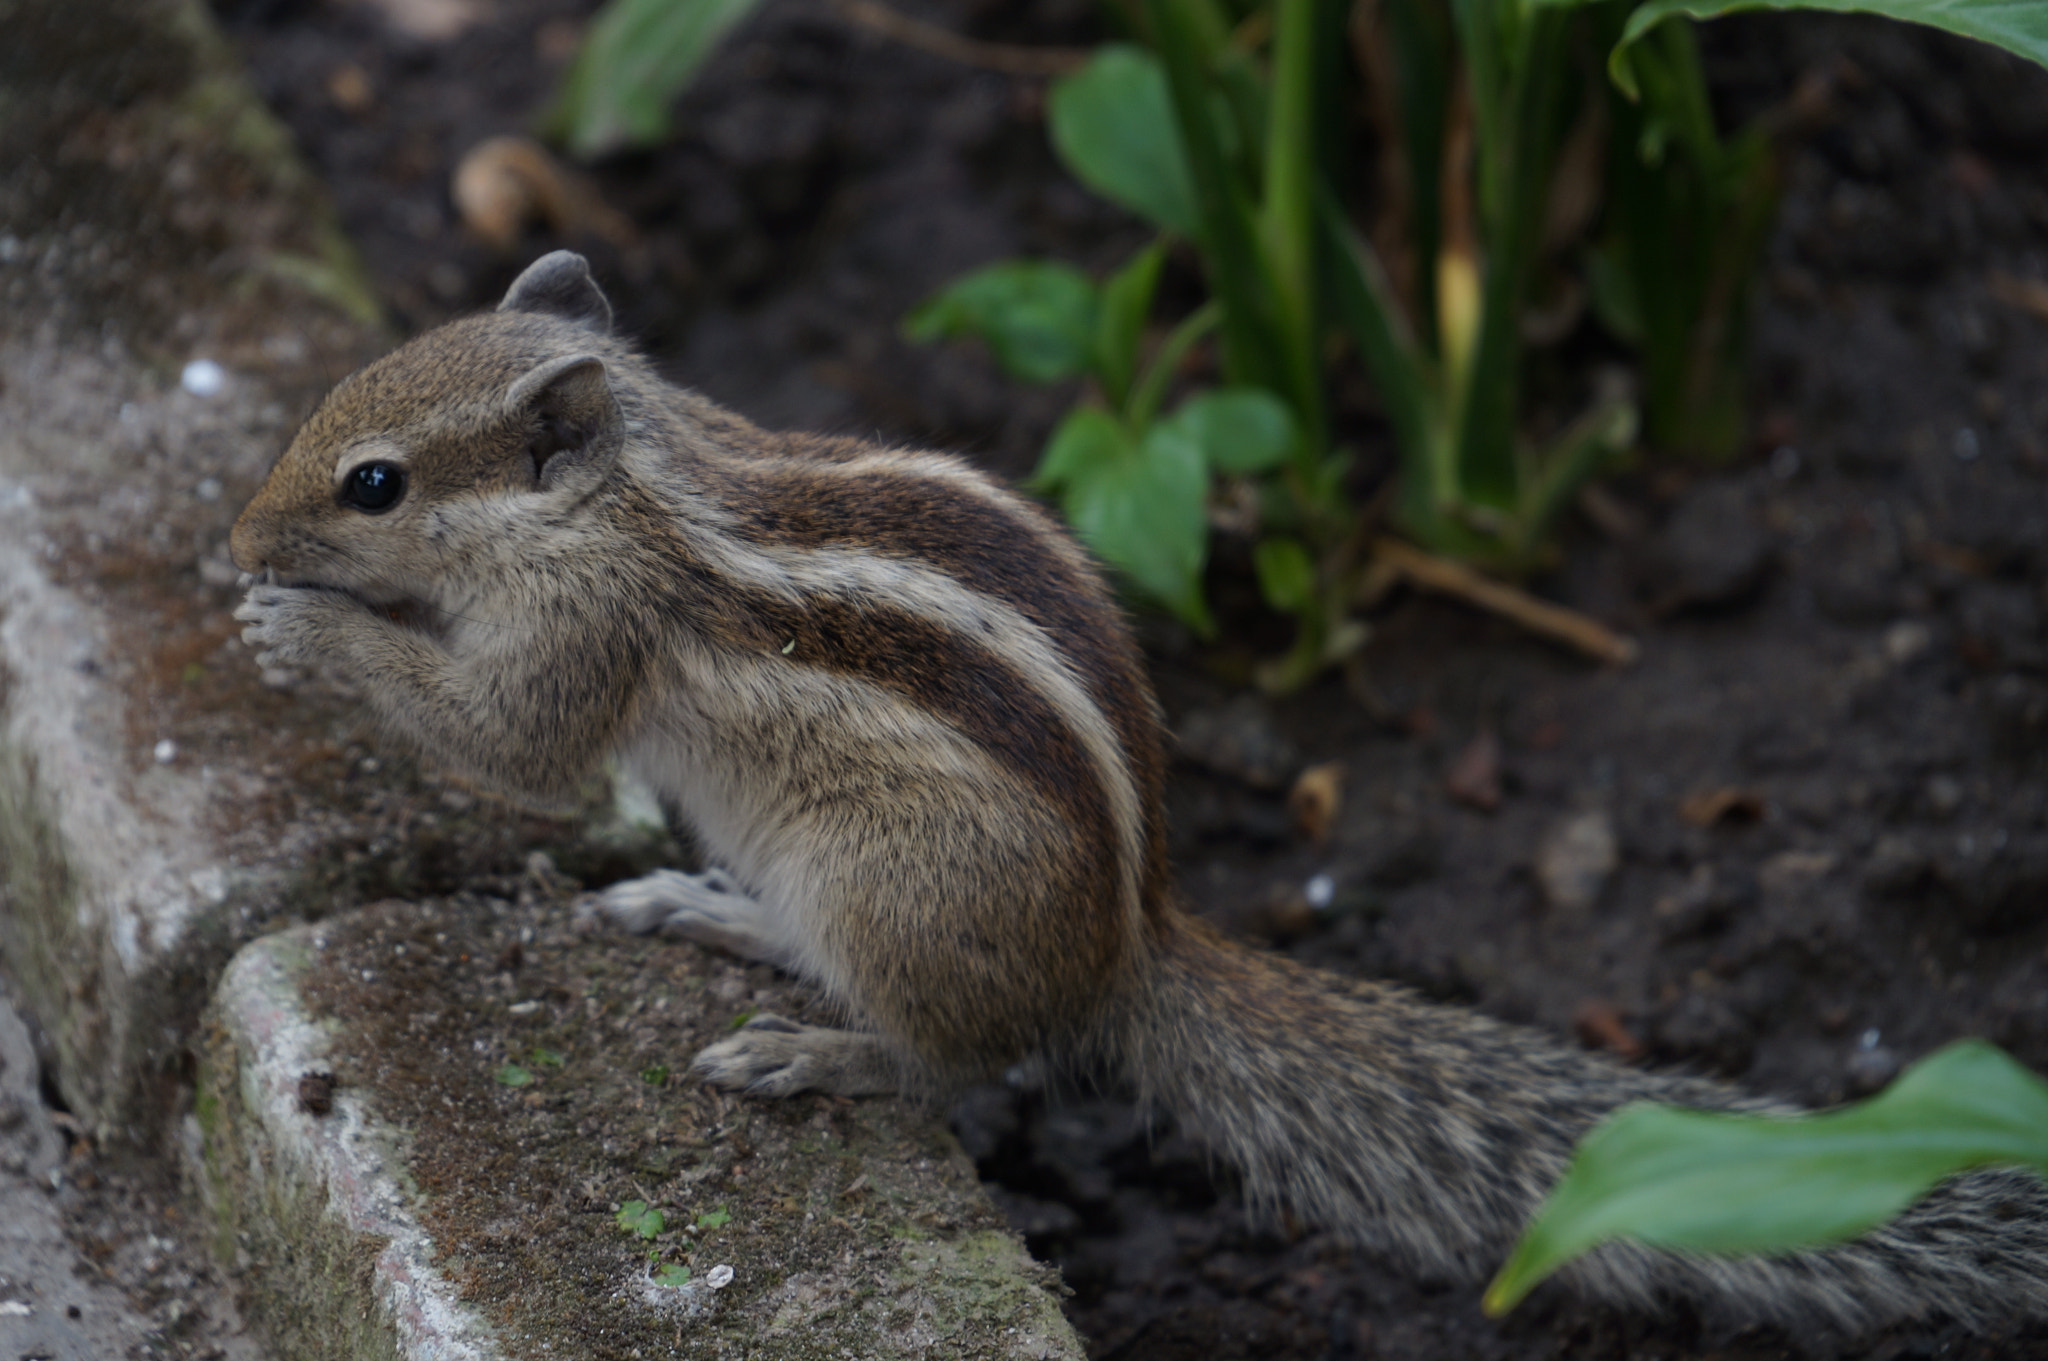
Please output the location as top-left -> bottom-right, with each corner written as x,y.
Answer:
231,251 -> 2048,1336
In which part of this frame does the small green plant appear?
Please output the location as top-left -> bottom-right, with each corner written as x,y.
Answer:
640,1064 -> 672,1085
1486,1040 -> 2048,1313
617,1199 -> 666,1239
651,1263 -> 693,1287
695,1205 -> 733,1229
531,1047 -> 567,1068
543,0 -> 2048,684
493,1062 -> 534,1087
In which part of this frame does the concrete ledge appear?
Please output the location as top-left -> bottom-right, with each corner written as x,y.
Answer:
197,895 -> 1083,1361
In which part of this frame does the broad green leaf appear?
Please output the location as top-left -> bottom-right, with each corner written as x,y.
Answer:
543,0 -> 764,158
1037,408 -> 1214,634
1033,405 -> 1132,492
1487,1040 -> 2048,1315
1049,47 -> 1202,238
1159,388 -> 1296,476
494,1063 -> 534,1087
652,1264 -> 692,1287
695,1206 -> 733,1229
616,1200 -> 666,1240
1612,0 -> 2048,99
904,260 -> 1099,386
1253,536 -> 1317,616
1095,242 -> 1168,408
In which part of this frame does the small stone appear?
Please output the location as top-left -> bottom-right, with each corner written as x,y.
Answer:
1536,809 -> 1618,914
1636,481 -> 1775,615
1176,696 -> 1300,790
1444,730 -> 1502,811
180,359 -> 226,397
1846,1042 -> 1901,1095
706,1264 -> 735,1289
1924,774 -> 1965,819
153,738 -> 177,765
1884,619 -> 1933,665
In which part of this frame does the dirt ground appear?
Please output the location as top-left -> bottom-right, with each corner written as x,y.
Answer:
171,0 -> 2048,1356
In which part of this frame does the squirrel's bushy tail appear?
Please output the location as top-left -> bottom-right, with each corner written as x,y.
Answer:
1099,915 -> 2048,1333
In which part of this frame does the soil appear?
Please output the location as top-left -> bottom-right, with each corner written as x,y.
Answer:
201,1 -> 2048,1357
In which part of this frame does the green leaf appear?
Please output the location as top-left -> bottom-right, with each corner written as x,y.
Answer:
617,1200 -> 666,1239
1036,408 -> 1215,634
494,1063 -> 534,1088
641,1064 -> 671,1085
904,260 -> 1099,386
1160,388 -> 1296,476
1486,1040 -> 2048,1315
652,1264 -> 692,1288
1049,46 -> 1201,237
531,1047 -> 567,1068
542,0 -> 765,158
1095,242 -> 1169,408
1033,405 -> 1130,492
1611,0 -> 2048,100
695,1206 -> 733,1229
1252,536 -> 1317,616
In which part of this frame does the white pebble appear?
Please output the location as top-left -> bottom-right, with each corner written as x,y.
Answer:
181,358 -> 227,397
195,477 -> 223,502
153,738 -> 177,765
1304,873 -> 1335,910
706,1264 -> 735,1289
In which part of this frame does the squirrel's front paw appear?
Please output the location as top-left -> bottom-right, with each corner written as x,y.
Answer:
234,583 -> 359,672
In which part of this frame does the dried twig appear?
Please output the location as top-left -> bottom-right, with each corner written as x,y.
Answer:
1368,536 -> 1639,666
825,0 -> 1087,77
1990,270 -> 2048,325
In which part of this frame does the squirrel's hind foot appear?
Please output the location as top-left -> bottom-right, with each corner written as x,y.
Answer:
693,1015 -> 901,1098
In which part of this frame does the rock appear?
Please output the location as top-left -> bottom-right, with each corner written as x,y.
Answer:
1444,730 -> 1502,811
1635,480 -> 1776,615
1535,810 -> 1619,914
1176,695 -> 1301,790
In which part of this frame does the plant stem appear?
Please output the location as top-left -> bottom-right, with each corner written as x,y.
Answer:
1126,300 -> 1222,429
1261,0 -> 1327,466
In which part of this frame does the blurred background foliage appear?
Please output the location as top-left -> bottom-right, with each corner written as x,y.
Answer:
543,0 -> 2046,693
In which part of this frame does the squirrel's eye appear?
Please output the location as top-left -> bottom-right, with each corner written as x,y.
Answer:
341,461 -> 406,514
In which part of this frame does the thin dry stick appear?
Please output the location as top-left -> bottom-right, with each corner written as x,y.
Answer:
1369,537 -> 1640,666
826,0 -> 1088,76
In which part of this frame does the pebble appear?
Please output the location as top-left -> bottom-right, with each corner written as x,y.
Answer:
1535,809 -> 1618,914
179,359 -> 226,397
1883,619 -> 1933,665
152,739 -> 177,765
1846,1033 -> 1901,1095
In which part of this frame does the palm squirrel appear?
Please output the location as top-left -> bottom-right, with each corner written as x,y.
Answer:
231,251 -> 2048,1334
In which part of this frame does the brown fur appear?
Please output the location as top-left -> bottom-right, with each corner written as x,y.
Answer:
232,252 -> 2048,1335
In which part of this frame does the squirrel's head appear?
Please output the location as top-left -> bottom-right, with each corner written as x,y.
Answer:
231,251 -> 626,603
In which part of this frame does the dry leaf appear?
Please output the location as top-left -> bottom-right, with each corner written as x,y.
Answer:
1288,761 -> 1344,844
1573,1001 -> 1643,1061
1677,787 -> 1765,827
1445,730 -> 1502,811
452,136 -> 638,253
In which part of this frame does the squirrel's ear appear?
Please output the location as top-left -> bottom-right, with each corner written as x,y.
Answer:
507,354 -> 622,493
499,251 -> 613,333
